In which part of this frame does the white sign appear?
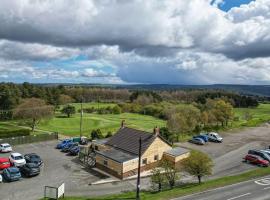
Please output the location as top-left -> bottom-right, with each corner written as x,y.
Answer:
255,178 -> 270,186
45,187 -> 57,199
58,183 -> 65,198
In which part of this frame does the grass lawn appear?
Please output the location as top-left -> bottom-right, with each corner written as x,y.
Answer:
0,122 -> 23,131
37,112 -> 166,137
42,167 -> 270,200
233,103 -> 270,128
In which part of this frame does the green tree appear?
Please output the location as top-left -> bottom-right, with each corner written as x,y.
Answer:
150,167 -> 165,192
182,150 -> 213,184
91,129 -> 104,139
112,105 -> 122,114
105,131 -> 113,138
13,98 -> 53,131
61,105 -> 76,118
161,160 -> 179,189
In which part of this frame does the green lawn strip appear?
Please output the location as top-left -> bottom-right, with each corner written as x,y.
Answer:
49,167 -> 270,200
37,112 -> 166,137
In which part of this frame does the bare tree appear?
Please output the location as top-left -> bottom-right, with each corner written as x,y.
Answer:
13,98 -> 53,131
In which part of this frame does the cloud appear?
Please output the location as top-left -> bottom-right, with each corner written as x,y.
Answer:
0,0 -> 269,84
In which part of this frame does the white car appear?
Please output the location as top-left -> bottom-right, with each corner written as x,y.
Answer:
0,143 -> 12,153
0,174 -> 2,183
207,132 -> 223,143
9,153 -> 26,167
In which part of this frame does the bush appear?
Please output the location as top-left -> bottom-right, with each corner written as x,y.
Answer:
0,129 -> 31,138
112,105 -> 122,114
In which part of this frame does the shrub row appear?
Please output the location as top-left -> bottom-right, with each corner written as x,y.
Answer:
0,129 -> 31,138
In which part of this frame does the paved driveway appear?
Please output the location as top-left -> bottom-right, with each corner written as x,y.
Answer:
0,141 -> 108,200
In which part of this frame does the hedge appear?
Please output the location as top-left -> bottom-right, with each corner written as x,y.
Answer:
0,129 -> 31,138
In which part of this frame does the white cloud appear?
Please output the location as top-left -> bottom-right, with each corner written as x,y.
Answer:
0,0 -> 269,84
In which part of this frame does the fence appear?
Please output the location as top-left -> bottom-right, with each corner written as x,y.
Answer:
0,132 -> 58,145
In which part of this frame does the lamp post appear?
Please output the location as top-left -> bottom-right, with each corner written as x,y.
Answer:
79,97 -> 83,139
136,137 -> 142,200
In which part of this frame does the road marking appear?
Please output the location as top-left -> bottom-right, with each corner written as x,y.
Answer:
255,178 -> 270,186
227,193 -> 251,200
263,186 -> 270,190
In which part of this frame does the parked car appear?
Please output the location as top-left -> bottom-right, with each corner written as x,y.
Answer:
189,137 -> 205,145
79,136 -> 88,145
2,167 -> 22,182
206,132 -> 223,143
194,135 -> 208,142
61,142 -> 78,153
248,150 -> 270,162
20,163 -> 40,177
24,153 -> 43,166
9,153 -> 26,167
56,139 -> 73,149
0,157 -> 11,170
243,154 -> 269,167
68,146 -> 80,156
0,143 -> 12,153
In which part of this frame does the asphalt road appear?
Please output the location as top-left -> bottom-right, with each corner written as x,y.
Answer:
174,176 -> 270,200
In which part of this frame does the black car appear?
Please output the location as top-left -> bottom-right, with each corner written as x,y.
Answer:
24,153 -> 43,166
248,150 -> 270,162
20,163 -> 40,177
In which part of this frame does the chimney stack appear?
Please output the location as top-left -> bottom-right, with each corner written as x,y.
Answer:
121,120 -> 125,129
153,126 -> 159,136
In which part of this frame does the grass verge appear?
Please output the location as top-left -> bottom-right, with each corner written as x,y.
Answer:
44,167 -> 270,200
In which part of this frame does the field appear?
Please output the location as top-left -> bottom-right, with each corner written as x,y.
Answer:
38,112 -> 166,137
0,103 -> 269,138
233,103 -> 270,128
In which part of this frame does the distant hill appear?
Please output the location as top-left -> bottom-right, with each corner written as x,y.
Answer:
37,83 -> 270,97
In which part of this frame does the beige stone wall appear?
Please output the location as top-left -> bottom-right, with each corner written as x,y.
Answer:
141,137 -> 172,166
92,142 -> 110,151
122,158 -> 139,173
96,154 -> 122,175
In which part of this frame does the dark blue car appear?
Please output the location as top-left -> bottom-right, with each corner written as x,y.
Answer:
61,142 -> 78,153
68,146 -> 80,156
56,139 -> 73,149
2,167 -> 21,182
193,135 -> 208,142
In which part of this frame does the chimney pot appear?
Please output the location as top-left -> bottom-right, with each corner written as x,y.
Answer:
121,120 -> 125,129
154,126 -> 159,136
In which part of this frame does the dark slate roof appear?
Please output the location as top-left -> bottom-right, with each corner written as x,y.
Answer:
164,147 -> 190,157
96,149 -> 138,163
105,127 -> 158,155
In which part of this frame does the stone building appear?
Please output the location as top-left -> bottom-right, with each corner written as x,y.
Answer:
92,122 -> 190,179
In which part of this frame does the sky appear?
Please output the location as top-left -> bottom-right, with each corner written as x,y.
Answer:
0,0 -> 270,85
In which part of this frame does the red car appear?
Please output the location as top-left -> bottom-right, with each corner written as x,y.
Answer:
0,157 -> 11,170
244,154 -> 269,167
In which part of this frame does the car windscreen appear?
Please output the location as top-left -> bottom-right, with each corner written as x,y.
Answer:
14,156 -> 23,160
9,168 -> 19,174
4,145 -> 11,148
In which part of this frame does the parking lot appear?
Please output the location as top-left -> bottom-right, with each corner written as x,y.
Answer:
0,141 -> 110,200
179,123 -> 270,178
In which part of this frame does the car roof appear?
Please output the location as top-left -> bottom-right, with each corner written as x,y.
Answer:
7,167 -> 20,172
11,152 -> 22,157
0,157 -> 9,162
1,143 -> 10,146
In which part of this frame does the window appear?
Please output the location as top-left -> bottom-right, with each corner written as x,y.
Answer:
154,155 -> 159,161
94,145 -> 99,151
142,158 -> 147,165
103,160 -> 108,166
